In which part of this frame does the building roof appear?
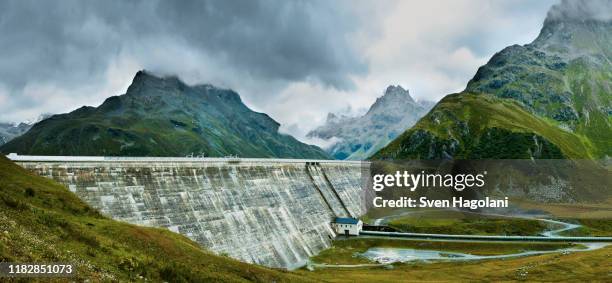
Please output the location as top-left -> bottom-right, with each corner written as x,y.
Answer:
334,217 -> 359,225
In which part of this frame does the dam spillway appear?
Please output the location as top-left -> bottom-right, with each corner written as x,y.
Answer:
8,155 -> 366,269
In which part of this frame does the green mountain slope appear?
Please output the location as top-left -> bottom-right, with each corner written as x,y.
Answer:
0,71 -> 329,159
0,156 -> 312,282
373,1 -> 611,160
372,93 -> 594,159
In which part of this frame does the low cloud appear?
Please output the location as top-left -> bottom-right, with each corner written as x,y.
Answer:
547,0 -> 612,21
0,0 -> 561,145
0,0 -> 367,122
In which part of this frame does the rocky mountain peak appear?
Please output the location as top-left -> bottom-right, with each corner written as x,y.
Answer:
131,70 -> 171,84
383,85 -> 414,102
533,0 -> 612,58
126,70 -> 186,96
126,70 -> 244,104
545,0 -> 612,23
308,84 -> 432,160
326,113 -> 339,123
368,85 -> 416,115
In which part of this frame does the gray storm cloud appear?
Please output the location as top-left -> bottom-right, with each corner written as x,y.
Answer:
0,0 -> 366,89
547,0 -> 612,21
0,0 -> 367,121
0,0 -> 564,143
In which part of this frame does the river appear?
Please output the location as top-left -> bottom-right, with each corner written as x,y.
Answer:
311,210 -> 609,268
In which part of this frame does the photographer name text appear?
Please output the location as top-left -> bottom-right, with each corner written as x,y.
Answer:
372,196 -> 509,210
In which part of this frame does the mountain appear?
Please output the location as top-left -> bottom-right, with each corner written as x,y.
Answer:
0,155 -> 311,282
0,71 -> 329,158
307,85 -> 433,160
373,0 -> 611,160
0,114 -> 51,145
0,122 -> 30,145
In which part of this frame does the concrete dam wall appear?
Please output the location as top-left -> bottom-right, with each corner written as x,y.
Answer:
9,155 -> 366,269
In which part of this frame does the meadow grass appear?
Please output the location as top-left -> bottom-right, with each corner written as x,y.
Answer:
385,210 -> 549,236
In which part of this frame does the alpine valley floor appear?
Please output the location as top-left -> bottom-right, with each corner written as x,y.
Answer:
300,206 -> 612,282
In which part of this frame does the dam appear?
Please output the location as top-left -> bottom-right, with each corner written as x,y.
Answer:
7,154 -> 367,269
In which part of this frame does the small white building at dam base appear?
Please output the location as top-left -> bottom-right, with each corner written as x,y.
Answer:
332,217 -> 363,236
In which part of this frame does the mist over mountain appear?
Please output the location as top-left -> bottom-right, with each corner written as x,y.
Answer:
0,114 -> 51,145
374,0 -> 611,160
308,85 -> 433,160
546,0 -> 612,22
0,123 -> 30,145
0,71 -> 329,159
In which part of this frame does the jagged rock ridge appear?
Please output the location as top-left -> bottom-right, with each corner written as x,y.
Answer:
308,85 -> 433,160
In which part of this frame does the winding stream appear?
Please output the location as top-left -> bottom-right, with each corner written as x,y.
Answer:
538,218 -> 581,237
310,211 -> 608,268
373,210 -> 583,238
359,242 -> 607,264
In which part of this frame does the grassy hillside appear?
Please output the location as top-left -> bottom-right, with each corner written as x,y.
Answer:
0,156 -> 312,282
372,93 -> 595,159
374,13 -> 611,160
463,16 -> 612,159
465,46 -> 612,158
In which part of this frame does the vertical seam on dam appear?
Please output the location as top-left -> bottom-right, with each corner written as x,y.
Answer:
318,165 -> 353,218
305,163 -> 337,217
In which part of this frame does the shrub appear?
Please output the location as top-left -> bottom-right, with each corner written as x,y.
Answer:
24,187 -> 35,197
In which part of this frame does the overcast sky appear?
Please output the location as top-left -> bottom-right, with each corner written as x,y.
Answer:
0,0 -> 560,144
